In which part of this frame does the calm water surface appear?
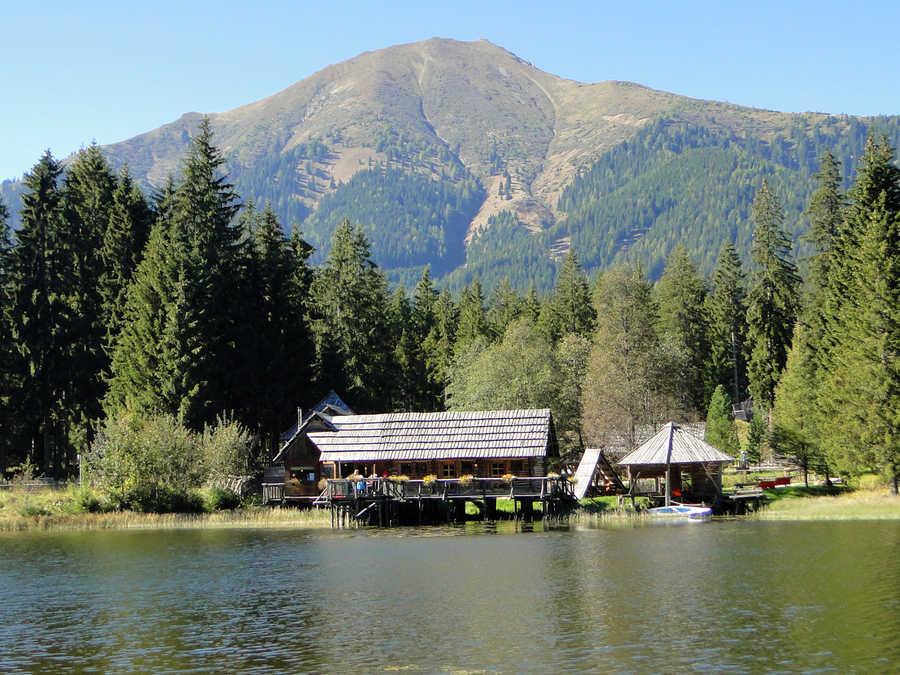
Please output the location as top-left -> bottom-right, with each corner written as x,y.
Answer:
1,520 -> 898,673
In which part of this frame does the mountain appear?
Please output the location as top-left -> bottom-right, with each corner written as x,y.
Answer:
4,38 -> 900,289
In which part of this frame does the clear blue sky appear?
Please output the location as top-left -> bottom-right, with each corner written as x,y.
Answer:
3,0 -> 899,181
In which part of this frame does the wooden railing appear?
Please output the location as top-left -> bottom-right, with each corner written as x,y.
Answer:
325,476 -> 574,501
262,483 -> 284,504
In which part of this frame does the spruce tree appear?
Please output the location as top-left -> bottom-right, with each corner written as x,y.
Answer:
309,220 -> 392,410
99,164 -> 152,349
705,385 -> 739,457
705,241 -> 748,404
819,136 -> 900,489
242,204 -> 314,452
487,277 -> 523,335
746,179 -> 800,413
772,322 -> 824,486
422,288 -> 457,408
0,198 -> 20,473
8,152 -> 70,473
539,250 -> 595,342
455,278 -> 491,352
409,267 -> 442,411
62,146 -> 118,448
654,244 -> 711,413
168,118 -> 242,426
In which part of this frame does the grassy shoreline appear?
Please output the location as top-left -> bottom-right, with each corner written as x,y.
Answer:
2,486 -> 898,532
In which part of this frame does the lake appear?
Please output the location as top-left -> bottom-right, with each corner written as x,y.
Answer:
1,520 -> 898,673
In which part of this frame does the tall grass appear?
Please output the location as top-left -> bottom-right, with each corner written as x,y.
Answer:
757,488 -> 900,520
0,486 -> 331,532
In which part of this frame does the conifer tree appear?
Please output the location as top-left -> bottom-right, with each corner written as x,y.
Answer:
62,146 -> 118,446
409,267 -> 442,411
487,277 -> 523,335
309,220 -> 392,410
705,241 -> 747,404
655,244 -> 711,413
168,118 -> 243,426
455,278 -> 491,352
9,152 -> 70,473
242,204 -> 314,451
819,136 -> 900,489
107,121 -> 244,429
539,250 -> 595,342
705,385 -> 739,457
99,164 -> 152,348
772,323 -> 824,486
422,288 -> 456,408
746,179 -> 800,413
0,197 -> 20,472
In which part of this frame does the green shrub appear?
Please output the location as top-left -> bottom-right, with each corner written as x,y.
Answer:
64,486 -> 105,514
204,487 -> 241,512
16,500 -> 49,517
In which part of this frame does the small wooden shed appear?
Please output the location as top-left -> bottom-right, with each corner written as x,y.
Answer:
618,422 -> 732,505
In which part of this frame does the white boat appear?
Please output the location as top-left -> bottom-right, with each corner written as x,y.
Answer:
648,503 -> 712,519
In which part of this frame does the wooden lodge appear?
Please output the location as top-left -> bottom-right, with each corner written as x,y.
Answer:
618,422 -> 732,507
263,407 -> 577,525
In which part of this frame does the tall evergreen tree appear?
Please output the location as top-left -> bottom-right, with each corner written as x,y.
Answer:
62,146 -> 118,448
0,197 -> 20,473
168,118 -> 243,426
422,288 -> 457,408
539,250 -> 595,342
705,241 -> 748,404
309,220 -> 392,410
107,121 -> 244,429
455,278 -> 491,352
8,152 -> 71,473
654,244 -> 710,413
772,322 -> 825,486
819,139 -> 900,490
746,179 -> 800,413
705,385 -> 740,457
99,164 -> 152,349
241,204 -> 314,452
487,277 -> 523,335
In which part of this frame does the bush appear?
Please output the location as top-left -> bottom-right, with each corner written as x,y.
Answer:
16,500 -> 50,517
85,412 -> 205,513
204,487 -> 241,512
200,415 -> 255,481
64,486 -> 105,514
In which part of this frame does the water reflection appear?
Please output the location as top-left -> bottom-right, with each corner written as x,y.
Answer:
1,521 -> 898,672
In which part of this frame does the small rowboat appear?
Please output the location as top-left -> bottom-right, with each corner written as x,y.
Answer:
648,503 -> 712,519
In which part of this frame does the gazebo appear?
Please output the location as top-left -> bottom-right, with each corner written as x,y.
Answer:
618,422 -> 733,505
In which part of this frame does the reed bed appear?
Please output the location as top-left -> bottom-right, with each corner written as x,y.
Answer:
0,487 -> 332,532
757,488 -> 900,520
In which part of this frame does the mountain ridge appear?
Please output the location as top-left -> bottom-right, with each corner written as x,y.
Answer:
4,38 -> 899,289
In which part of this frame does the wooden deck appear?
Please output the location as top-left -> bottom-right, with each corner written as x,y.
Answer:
301,477 -> 576,527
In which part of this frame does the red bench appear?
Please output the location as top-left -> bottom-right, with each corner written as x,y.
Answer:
774,477 -> 791,486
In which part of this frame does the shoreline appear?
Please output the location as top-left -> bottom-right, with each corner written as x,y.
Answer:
2,489 -> 897,533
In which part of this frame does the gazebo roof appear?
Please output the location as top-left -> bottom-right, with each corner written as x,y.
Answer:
618,422 -> 733,466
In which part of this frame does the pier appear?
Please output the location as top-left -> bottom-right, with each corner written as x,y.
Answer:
318,476 -> 577,527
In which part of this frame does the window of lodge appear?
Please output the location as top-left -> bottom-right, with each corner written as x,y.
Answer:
491,462 -> 505,477
441,462 -> 455,478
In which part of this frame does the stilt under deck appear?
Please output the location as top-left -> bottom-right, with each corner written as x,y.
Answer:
322,477 -> 577,527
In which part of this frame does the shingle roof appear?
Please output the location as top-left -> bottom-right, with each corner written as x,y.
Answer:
308,409 -> 554,462
280,391 -> 355,442
618,422 -> 733,466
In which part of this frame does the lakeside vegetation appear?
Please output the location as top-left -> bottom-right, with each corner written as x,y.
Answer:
1,119 -> 899,516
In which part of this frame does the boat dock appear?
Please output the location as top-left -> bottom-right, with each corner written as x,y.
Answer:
317,476 -> 577,527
